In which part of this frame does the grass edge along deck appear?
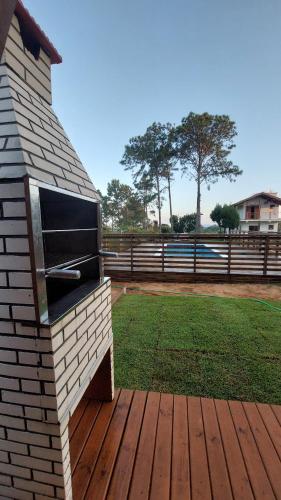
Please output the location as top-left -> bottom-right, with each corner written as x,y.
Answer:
70,389 -> 281,500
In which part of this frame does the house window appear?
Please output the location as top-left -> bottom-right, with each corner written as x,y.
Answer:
268,224 -> 274,230
246,205 -> 260,219
249,225 -> 259,232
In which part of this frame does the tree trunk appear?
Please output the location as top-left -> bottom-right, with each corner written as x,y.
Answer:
143,200 -> 148,230
156,173 -> 161,231
196,177 -> 201,232
167,174 -> 173,231
144,203 -> 146,229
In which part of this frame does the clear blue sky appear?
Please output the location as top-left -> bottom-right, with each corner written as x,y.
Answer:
24,0 -> 281,224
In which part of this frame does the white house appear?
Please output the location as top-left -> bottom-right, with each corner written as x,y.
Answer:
233,192 -> 281,232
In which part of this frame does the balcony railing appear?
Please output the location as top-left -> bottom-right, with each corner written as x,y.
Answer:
245,210 -> 260,220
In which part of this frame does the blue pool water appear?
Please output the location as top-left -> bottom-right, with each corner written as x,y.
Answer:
165,243 -> 221,258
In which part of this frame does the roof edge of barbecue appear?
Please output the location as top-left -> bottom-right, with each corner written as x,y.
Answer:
15,0 -> 62,64
0,0 -> 62,64
0,0 -> 17,60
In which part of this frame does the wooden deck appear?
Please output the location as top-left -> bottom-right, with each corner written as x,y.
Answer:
69,389 -> 281,500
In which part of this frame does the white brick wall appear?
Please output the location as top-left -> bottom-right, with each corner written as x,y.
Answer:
0,14 -> 99,203
0,12 -> 114,499
2,201 -> 26,217
0,276 -> 113,499
6,238 -> 30,254
0,62 -> 99,201
0,182 -> 34,325
51,280 -> 113,420
2,16 -> 52,104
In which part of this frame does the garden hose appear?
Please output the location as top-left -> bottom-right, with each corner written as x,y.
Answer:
112,285 -> 281,313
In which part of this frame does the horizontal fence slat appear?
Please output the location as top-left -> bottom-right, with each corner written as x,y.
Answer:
103,233 -> 281,281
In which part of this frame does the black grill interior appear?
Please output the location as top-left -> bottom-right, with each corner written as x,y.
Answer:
39,187 -> 101,322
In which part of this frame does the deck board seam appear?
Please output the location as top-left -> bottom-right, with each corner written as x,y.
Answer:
213,399 -> 235,500
200,397 -> 214,500
147,392 -> 162,500
187,398 -> 195,500
186,396 -> 191,500
105,389 -> 138,499
126,390 -> 149,499
242,402 -> 279,499
169,394 -> 174,500
71,401 -> 102,474
226,400 -> 256,499
82,389 -> 122,500
107,389 -> 136,499
271,405 -> 281,426
256,404 -> 281,464
69,399 -> 89,441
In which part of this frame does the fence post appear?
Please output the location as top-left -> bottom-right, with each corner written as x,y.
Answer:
161,237 -> 165,272
130,235 -> 133,273
193,237 -> 197,273
275,236 -> 280,258
228,235 -> 232,274
263,234 -> 269,275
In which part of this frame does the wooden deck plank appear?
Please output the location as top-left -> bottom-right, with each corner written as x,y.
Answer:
229,400 -> 275,499
201,397 -> 233,500
106,390 -> 147,500
150,393 -> 173,500
70,392 -> 281,500
272,404 -> 281,426
171,395 -> 190,500
85,389 -> 133,500
128,391 -> 161,500
215,399 -> 254,500
69,397 -> 89,441
243,402 -> 281,499
70,399 -> 101,472
71,389 -> 121,500
188,396 -> 212,500
257,403 -> 281,461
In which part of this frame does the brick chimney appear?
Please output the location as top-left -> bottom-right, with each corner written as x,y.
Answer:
0,2 -> 114,498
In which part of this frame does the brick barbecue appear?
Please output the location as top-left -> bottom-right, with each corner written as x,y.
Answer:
0,2 -> 114,498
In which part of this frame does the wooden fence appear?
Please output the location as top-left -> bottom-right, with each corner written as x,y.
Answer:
103,233 -> 281,283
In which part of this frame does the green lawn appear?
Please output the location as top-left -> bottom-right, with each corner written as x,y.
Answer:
112,294 -> 281,404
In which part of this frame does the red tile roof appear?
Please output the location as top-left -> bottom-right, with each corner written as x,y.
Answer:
15,0 -> 62,64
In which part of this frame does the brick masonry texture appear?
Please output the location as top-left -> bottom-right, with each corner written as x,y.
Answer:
51,280 -> 113,422
0,277 -> 113,499
0,15 -> 100,202
0,180 -> 35,323
0,14 -> 114,500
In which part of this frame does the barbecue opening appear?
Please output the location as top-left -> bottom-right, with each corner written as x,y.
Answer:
28,179 -> 109,324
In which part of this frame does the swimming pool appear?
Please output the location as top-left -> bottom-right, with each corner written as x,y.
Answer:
164,243 -> 222,258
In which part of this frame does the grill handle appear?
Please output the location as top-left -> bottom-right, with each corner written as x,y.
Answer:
45,269 -> 81,280
99,250 -> 118,258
